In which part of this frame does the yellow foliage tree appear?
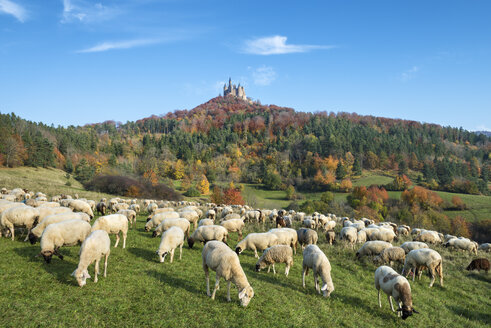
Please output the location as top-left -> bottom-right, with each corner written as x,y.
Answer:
197,175 -> 210,194
173,160 -> 185,180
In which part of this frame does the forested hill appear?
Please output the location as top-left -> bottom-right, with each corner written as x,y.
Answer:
0,96 -> 489,195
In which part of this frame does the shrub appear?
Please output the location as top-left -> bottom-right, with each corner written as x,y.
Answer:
184,186 -> 201,197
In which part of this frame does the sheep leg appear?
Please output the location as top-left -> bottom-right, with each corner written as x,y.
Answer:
24,228 -> 31,242
9,226 -> 14,241
267,265 -> 271,273
254,249 -> 259,259
272,264 -> 276,275
211,273 -> 220,300
238,230 -> 242,241
388,296 -> 395,312
204,267 -> 210,297
302,266 -> 308,288
170,249 -> 175,263
114,233 -> 120,248
103,252 -> 109,278
227,281 -> 231,302
285,264 -> 290,277
94,258 -> 100,283
429,267 -> 436,288
179,243 -> 183,260
378,289 -> 381,308
314,272 -> 319,293
122,231 -> 127,249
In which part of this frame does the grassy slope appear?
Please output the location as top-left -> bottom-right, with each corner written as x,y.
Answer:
0,217 -> 489,327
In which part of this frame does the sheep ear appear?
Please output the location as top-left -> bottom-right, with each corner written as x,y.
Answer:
83,270 -> 91,279
71,270 -> 77,277
321,284 -> 328,291
238,288 -> 247,299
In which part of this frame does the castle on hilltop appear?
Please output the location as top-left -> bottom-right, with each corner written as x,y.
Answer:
223,78 -> 247,101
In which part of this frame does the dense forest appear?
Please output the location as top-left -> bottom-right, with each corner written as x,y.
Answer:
1,96 -> 489,196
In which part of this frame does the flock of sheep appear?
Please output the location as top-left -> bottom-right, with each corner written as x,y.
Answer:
1,186 -> 490,320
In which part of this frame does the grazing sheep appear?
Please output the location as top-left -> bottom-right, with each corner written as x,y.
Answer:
356,241 -> 393,259
205,209 -> 216,220
156,226 -> 185,263
269,228 -> 298,254
414,231 -> 441,244
68,200 -> 94,219
400,241 -> 429,254
323,220 -> 336,232
375,266 -> 418,320
188,225 -> 228,248
340,226 -> 358,248
112,203 -> 129,213
255,245 -> 293,276
202,241 -> 254,307
117,209 -> 137,228
152,218 -> 190,239
397,226 -> 410,236
478,243 -> 490,252
40,219 -> 91,263
303,218 -> 316,229
466,258 -> 490,273
276,216 -> 286,228
243,210 -> 264,224
357,229 -> 367,244
91,214 -> 128,248
96,202 -> 106,216
302,244 -> 334,297
374,247 -> 406,266
402,249 -> 443,287
0,205 -> 39,241
147,203 -> 158,215
367,227 -> 397,243
235,232 -> 279,258
179,210 -> 200,230
297,228 -> 318,249
145,212 -> 180,231
444,238 -> 478,255
220,219 -> 245,240
198,218 -> 214,227
325,230 -> 336,245
129,204 -> 140,213
71,230 -> 111,287
37,206 -> 73,222
29,212 -> 90,244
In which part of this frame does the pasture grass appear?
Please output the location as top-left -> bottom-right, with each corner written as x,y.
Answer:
0,215 -> 490,327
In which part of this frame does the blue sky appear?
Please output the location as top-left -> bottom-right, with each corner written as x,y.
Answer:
0,0 -> 490,131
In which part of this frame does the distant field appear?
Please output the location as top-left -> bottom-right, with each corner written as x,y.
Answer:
0,215 -> 489,327
352,173 -> 394,187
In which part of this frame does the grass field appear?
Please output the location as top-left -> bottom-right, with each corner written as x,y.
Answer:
1,215 -> 490,327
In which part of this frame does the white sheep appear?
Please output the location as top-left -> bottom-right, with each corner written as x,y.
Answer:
198,218 -> 214,227
68,200 -> 94,219
202,240 -> 254,307
0,205 -> 39,241
268,228 -> 298,254
187,225 -> 228,248
152,218 -> 190,239
402,248 -> 443,287
374,247 -> 406,266
91,214 -> 128,248
374,266 -> 418,320
220,218 -> 245,240
357,229 -> 367,244
302,244 -> 334,297
255,245 -> 293,276
413,231 -> 441,244
39,219 -> 91,263
71,230 -> 111,287
297,228 -> 318,249
302,218 -> 316,229
145,211 -> 180,231
356,241 -> 393,259
117,209 -> 137,227
235,232 -> 279,258
400,241 -> 429,254
444,238 -> 478,255
129,204 -> 140,213
29,212 -> 90,244
37,206 -> 73,222
478,243 -> 490,252
179,210 -> 200,229
156,226 -> 185,263
340,226 -> 358,248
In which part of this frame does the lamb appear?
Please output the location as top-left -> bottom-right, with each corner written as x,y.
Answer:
96,202 -> 106,216
478,243 -> 490,252
302,244 -> 334,297
400,241 -> 429,254
356,241 -> 393,259
374,266 -> 418,320
297,228 -> 318,249
220,219 -> 245,240
29,212 -> 90,244
198,218 -> 214,227
156,226 -> 185,263
117,209 -> 137,228
39,219 -> 91,263
374,247 -> 406,266
402,249 -> 443,287
188,225 -> 228,248
152,218 -> 190,239
235,232 -> 279,258
145,212 -> 180,231
340,226 -> 358,248
91,214 -> 129,248
71,230 -> 111,287
325,230 -> 336,245
269,228 -> 298,254
0,205 -> 39,241
466,258 -> 490,273
68,200 -> 94,219
444,238 -> 478,255
202,241 -> 254,307
255,245 -> 293,276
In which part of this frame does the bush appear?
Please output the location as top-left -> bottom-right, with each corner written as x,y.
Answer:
184,186 -> 201,197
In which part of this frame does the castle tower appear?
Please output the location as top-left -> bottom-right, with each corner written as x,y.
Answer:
223,78 -> 248,101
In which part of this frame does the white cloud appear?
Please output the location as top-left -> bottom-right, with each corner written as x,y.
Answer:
77,39 -> 161,53
243,35 -> 334,55
400,66 -> 420,82
62,0 -> 120,23
252,66 -> 276,86
0,0 -> 27,22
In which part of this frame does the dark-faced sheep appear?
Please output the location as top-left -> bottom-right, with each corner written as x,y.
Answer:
466,258 -> 490,273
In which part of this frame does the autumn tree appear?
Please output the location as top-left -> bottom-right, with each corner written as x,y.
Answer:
197,174 -> 210,194
173,159 -> 186,179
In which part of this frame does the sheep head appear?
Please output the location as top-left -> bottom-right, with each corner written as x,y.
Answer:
238,285 -> 254,307
72,269 -> 91,287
